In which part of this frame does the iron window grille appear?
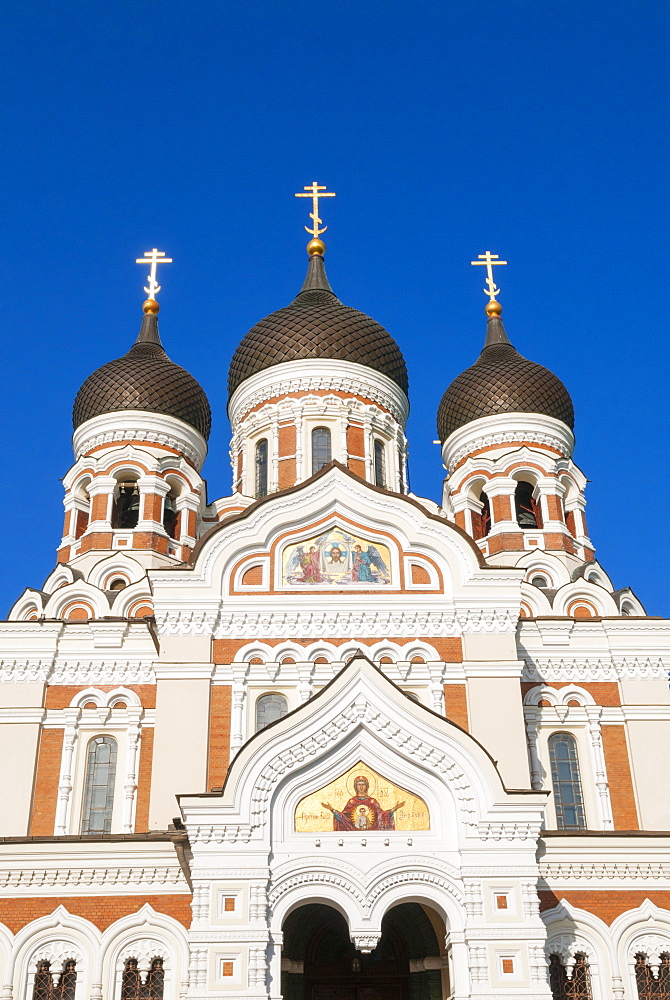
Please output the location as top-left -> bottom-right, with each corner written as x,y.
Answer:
32,960 -> 77,1000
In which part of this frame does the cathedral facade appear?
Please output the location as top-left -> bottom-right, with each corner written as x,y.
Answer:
0,222 -> 668,1000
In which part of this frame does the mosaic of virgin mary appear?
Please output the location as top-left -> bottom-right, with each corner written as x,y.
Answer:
321,775 -> 404,830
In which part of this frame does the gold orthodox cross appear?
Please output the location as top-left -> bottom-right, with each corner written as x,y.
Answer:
295,182 -> 336,238
136,248 -> 173,299
471,251 -> 507,301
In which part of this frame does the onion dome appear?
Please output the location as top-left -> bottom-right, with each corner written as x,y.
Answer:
73,302 -> 211,439
228,252 -> 408,398
437,302 -> 574,442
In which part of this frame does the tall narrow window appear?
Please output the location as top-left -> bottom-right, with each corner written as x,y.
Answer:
473,491 -> 491,539
113,481 -> 141,529
549,954 -> 592,1000
311,427 -> 331,474
122,957 -> 165,1000
548,733 -> 586,830
255,439 -> 268,498
162,494 -> 178,539
373,440 -> 386,487
32,960 -> 77,1000
515,481 -> 543,528
635,953 -> 670,1000
81,735 -> 117,834
256,693 -> 288,732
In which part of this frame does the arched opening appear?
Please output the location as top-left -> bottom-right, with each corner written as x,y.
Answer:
281,902 -> 448,1000
548,732 -> 586,830
113,476 -> 141,529
373,439 -> 386,487
515,480 -> 543,529
256,692 -> 288,731
473,490 -> 491,539
81,735 -> 117,834
256,438 -> 269,498
312,427 -> 332,474
163,491 -> 179,539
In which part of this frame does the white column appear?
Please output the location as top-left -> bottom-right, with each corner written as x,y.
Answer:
586,707 -> 614,829
86,475 -> 116,529
231,665 -> 249,752
295,409 -> 304,482
55,708 -> 80,835
270,415 -> 279,493
122,708 -> 142,833
136,476 -> 170,532
525,709 -> 544,791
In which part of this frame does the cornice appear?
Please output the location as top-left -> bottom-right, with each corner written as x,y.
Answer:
443,412 -> 575,471
228,359 -> 410,429
72,410 -> 207,470
521,656 -> 668,682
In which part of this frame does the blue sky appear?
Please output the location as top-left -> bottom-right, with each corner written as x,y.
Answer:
1,1 -> 668,615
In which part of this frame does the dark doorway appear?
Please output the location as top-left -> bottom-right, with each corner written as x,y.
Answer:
281,902 -> 443,1000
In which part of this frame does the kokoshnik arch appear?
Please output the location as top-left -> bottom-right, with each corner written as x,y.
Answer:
0,186 -> 668,1000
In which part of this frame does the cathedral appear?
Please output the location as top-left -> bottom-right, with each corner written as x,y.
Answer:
1,187 -> 669,1000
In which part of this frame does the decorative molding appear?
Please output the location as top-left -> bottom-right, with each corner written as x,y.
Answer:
228,359 -> 410,429
627,933 -> 670,965
443,412 -> 575,470
539,862 -> 670,880
352,933 -> 381,953
156,607 -> 517,638
521,657 -> 668,682
0,865 -> 188,891
73,411 -> 207,470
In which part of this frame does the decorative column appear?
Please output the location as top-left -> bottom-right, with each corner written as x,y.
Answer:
231,665 -> 249,752
270,414 -> 279,493
86,475 -> 116,529
295,409 -> 304,482
55,708 -> 80,835
136,476 -> 170,532
122,708 -> 142,833
586,707 -> 614,829
524,708 -> 544,790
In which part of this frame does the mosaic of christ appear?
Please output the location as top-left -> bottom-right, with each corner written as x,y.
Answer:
282,528 -> 392,587
295,763 -> 430,833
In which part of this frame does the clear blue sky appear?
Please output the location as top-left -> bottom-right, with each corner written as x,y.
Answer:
1,1 -> 668,616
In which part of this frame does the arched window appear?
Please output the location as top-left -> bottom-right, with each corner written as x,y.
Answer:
374,440 -> 386,487
163,493 -> 178,539
256,693 -> 288,732
548,732 -> 586,830
255,439 -> 268,498
635,953 -> 670,999
549,954 -> 592,999
113,480 -> 141,529
32,960 -> 77,1000
311,427 -> 331,474
531,575 -> 548,588
515,481 -> 543,529
122,957 -> 165,1000
81,735 -> 117,834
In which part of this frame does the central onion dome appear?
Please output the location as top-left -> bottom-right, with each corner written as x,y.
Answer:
437,303 -> 573,442
228,253 -> 408,398
73,303 -> 211,439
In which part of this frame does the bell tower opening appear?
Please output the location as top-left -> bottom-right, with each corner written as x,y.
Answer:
281,902 -> 447,1000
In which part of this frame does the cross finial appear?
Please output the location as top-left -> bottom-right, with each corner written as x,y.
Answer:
471,251 -> 507,302
135,248 -> 173,304
295,181 -> 336,254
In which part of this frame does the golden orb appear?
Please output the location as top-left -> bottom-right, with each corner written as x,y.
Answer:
306,238 -> 326,257
142,298 -> 160,314
485,299 -> 502,317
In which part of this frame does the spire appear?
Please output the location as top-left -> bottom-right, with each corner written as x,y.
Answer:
133,307 -> 164,348
299,252 -> 334,294
482,301 -> 512,349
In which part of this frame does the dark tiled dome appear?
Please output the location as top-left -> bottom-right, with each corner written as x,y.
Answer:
228,255 -> 408,398
73,312 -> 211,439
437,314 -> 574,441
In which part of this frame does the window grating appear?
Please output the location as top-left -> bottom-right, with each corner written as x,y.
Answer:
255,439 -> 268,498
548,732 -> 586,830
549,954 -> 592,1000
121,958 -> 165,1000
311,427 -> 331,474
256,694 -> 288,732
32,960 -> 77,1000
81,736 -> 117,834
635,953 -> 670,999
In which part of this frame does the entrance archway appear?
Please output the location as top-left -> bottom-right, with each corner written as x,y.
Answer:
281,902 -> 447,1000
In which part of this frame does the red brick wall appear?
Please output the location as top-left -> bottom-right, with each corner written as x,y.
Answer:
213,636 -> 462,662
134,728 -> 154,832
601,725 -> 639,829
492,495 -> 512,522
29,729 -> 64,835
347,424 -> 365,458
208,685 -> 232,789
520,682 -> 621,707
444,684 -> 469,730
539,889 -> 670,924
46,685 -> 157,709
0,895 -> 192,932
278,423 -> 296,457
